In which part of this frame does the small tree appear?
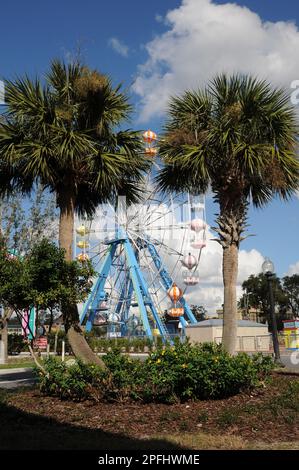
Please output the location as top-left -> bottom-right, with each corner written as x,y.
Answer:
0,185 -> 57,254
282,275 -> 299,317
190,304 -> 207,322
0,239 -> 103,367
239,273 -> 289,330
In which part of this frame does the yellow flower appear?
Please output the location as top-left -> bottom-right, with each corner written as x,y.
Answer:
181,363 -> 188,369
156,359 -> 161,364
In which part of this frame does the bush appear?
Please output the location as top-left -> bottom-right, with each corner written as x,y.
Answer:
37,357 -> 106,401
37,342 -> 275,403
8,334 -> 28,355
84,336 -> 162,353
137,342 -> 274,402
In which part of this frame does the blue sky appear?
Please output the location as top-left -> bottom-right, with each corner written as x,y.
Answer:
1,0 -> 299,283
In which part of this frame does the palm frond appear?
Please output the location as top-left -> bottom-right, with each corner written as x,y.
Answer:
157,73 -> 299,206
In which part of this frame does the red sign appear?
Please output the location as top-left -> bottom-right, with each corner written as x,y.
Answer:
33,337 -> 48,349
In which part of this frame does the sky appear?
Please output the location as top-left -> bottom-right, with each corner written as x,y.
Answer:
1,0 -> 299,313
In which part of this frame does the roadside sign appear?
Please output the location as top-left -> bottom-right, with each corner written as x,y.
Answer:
33,337 -> 48,349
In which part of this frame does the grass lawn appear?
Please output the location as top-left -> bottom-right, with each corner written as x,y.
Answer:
0,356 -> 67,369
0,373 -> 298,450
0,361 -> 35,369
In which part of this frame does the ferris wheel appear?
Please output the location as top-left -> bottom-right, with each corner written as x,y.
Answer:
75,130 -> 207,341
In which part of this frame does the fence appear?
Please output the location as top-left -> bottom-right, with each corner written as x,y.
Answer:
213,333 -> 299,352
214,334 -> 272,352
7,327 -> 23,335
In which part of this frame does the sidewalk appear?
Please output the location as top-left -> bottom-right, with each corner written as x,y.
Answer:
0,367 -> 33,375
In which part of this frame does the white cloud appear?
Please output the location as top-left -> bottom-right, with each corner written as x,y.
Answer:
133,0 -> 299,122
287,260 -> 299,275
108,37 -> 129,57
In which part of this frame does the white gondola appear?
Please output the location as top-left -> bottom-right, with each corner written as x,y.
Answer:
190,240 -> 206,250
189,194 -> 207,251
127,315 -> 139,328
182,270 -> 199,286
190,218 -> 206,232
181,253 -> 197,270
108,313 -> 121,323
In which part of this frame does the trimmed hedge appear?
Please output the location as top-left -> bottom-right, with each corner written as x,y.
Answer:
85,335 -> 163,353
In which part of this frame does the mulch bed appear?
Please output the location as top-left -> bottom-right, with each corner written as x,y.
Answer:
3,374 -> 299,445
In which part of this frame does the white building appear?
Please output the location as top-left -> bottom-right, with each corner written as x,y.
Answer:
186,319 -> 270,352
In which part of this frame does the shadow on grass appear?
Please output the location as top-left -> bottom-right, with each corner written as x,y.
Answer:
0,398 -> 184,450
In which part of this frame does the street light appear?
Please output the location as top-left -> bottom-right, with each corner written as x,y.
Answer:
262,257 -> 283,366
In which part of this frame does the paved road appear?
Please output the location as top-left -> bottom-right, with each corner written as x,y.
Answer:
0,368 -> 36,389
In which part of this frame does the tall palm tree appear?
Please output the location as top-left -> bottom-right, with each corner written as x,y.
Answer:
157,74 -> 299,354
0,60 -> 148,364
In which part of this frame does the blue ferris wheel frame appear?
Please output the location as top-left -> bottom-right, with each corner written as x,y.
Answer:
79,227 -> 198,341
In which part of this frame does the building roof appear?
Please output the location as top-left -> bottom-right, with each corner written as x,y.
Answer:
186,319 -> 267,328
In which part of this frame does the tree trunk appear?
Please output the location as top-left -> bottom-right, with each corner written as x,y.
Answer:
59,190 -> 105,368
222,244 -> 238,354
0,307 -> 12,365
59,193 -> 74,262
0,325 -> 8,364
213,196 -> 248,355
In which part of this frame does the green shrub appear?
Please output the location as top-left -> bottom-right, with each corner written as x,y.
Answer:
37,341 -> 275,403
84,336 -> 161,353
8,334 -> 28,354
36,357 -> 106,401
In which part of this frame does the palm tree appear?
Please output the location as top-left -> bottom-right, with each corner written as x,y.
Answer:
0,60 -> 148,364
157,74 -> 299,354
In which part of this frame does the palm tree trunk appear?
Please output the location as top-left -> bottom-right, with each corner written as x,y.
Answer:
222,244 -> 238,354
59,195 -> 74,262
59,190 -> 105,367
214,198 -> 248,355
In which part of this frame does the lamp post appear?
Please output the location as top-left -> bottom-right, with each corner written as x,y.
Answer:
262,258 -> 283,366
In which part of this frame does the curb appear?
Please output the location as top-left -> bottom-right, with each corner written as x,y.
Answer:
273,369 -> 299,376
